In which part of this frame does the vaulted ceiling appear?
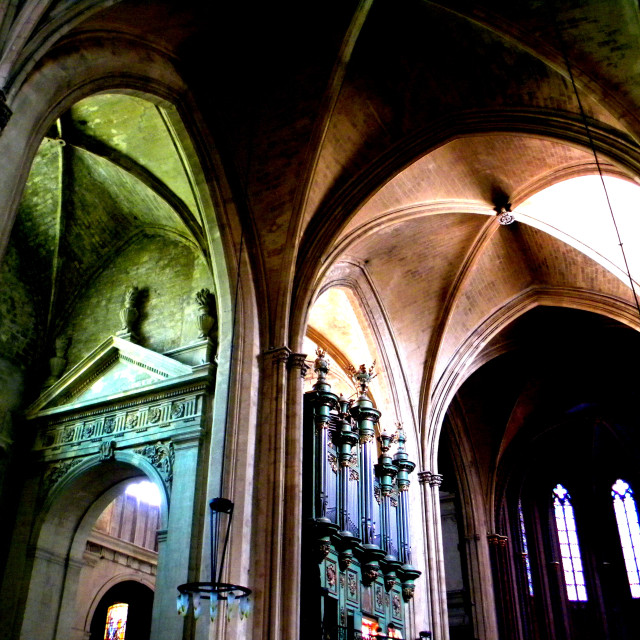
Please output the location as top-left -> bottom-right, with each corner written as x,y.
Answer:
3,0 -> 640,445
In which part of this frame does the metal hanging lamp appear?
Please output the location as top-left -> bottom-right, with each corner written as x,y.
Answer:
177,498 -> 251,622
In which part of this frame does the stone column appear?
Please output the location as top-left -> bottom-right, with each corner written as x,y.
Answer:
419,471 -> 448,640
284,353 -> 309,639
460,520 -> 498,639
253,346 -> 292,640
487,533 -> 512,639
150,437 -> 202,640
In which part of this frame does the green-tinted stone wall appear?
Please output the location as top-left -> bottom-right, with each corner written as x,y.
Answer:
0,243 -> 39,367
62,233 -> 212,367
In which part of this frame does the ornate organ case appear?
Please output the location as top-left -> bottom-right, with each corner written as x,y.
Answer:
302,351 -> 420,639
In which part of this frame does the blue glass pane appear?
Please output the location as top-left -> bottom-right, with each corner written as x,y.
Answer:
518,501 -> 534,596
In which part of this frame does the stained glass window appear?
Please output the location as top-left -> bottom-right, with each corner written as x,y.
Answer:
104,602 -> 128,640
518,500 -> 534,596
611,478 -> 640,598
552,484 -> 587,602
362,616 -> 380,638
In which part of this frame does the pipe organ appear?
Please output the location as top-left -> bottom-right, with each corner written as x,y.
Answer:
303,349 -> 420,639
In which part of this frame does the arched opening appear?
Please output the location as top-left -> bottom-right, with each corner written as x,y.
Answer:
301,284 -> 424,640
88,580 -> 154,640
0,89 -> 227,640
443,306 -> 640,639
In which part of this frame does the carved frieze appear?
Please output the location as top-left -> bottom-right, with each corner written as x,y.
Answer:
103,416 -> 116,434
125,413 -> 139,428
35,393 -> 202,453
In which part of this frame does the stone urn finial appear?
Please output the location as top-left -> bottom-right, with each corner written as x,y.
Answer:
45,335 -> 70,386
195,288 -> 217,340
118,286 -> 139,341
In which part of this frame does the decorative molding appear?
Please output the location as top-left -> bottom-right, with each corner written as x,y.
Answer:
134,440 -> 175,487
392,593 -> 402,616
347,572 -> 358,599
35,392 -> 202,454
99,440 -> 116,460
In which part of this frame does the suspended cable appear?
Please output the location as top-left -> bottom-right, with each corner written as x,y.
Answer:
553,16 -> 640,318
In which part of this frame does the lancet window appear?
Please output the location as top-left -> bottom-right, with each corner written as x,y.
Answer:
517,500 -> 534,597
552,484 -> 587,602
611,478 -> 640,598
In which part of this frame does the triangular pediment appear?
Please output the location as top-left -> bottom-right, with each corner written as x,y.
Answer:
27,336 -> 197,417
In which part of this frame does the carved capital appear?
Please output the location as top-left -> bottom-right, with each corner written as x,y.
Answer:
418,471 -> 443,487
288,352 -> 310,377
487,533 -> 509,547
261,346 -> 291,367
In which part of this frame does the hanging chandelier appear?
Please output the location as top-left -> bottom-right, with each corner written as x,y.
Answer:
177,498 -> 251,622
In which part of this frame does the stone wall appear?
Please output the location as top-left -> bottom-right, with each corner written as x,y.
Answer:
62,233 -> 212,367
0,244 -> 39,368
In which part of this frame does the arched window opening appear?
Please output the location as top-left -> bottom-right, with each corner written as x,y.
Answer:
517,500 -> 534,597
125,479 -> 162,506
611,478 -> 640,598
552,484 -> 587,602
104,602 -> 128,640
